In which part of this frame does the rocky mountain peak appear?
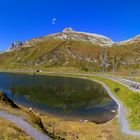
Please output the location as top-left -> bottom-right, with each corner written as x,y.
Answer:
48,27 -> 114,46
63,27 -> 74,33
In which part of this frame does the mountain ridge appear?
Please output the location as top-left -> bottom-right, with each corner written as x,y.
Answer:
8,27 -> 140,51
114,35 -> 140,45
1,27 -> 140,73
8,27 -> 113,51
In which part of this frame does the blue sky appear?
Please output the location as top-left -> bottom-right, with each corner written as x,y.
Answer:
0,0 -> 140,51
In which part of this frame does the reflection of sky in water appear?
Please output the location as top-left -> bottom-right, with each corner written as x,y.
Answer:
0,73 -> 118,122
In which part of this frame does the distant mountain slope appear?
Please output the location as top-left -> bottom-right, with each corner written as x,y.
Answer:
1,28 -> 140,73
1,39 -> 103,71
9,28 -> 113,51
114,35 -> 140,45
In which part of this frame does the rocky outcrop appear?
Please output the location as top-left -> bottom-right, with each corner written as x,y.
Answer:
48,27 -> 113,46
63,27 -> 74,32
9,41 -> 25,51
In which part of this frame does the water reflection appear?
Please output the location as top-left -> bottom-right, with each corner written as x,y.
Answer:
0,73 -> 118,123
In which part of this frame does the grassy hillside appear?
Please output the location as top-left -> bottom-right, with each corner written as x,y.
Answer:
1,38 -> 140,73
0,39 -> 103,71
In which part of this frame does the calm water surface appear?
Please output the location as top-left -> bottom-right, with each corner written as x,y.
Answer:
0,73 -> 118,123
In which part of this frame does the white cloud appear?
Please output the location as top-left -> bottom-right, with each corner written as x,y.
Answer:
52,18 -> 57,25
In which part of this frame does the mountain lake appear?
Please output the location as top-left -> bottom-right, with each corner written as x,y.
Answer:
0,72 -> 118,123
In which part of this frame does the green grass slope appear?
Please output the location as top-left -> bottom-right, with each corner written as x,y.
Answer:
1,37 -> 140,73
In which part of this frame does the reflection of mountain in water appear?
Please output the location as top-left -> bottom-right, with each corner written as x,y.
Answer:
10,84 -> 111,112
0,73 -> 118,122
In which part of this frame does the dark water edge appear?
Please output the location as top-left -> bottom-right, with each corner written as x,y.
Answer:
0,72 -> 118,123
13,99 -> 117,124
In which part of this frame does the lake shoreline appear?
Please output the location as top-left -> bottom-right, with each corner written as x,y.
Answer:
0,71 -> 118,124
1,71 -> 140,138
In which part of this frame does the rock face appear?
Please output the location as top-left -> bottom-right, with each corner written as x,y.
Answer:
48,27 -> 113,46
9,41 -> 25,51
63,27 -> 74,32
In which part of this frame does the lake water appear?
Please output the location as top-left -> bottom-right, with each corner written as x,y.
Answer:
0,73 -> 118,123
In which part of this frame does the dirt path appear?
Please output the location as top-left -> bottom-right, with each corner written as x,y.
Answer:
92,79 -> 140,137
0,110 -> 51,140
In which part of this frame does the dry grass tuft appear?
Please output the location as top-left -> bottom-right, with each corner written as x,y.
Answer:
0,117 -> 33,140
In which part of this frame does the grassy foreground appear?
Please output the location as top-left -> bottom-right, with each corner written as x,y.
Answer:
41,115 -> 140,140
0,117 -> 33,140
0,92 -> 33,139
